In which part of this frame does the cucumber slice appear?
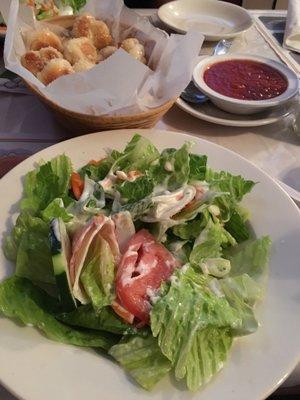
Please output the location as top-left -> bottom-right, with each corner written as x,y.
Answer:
50,218 -> 77,311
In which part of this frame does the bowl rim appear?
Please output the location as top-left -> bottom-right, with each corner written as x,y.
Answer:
192,54 -> 299,108
158,0 -> 253,38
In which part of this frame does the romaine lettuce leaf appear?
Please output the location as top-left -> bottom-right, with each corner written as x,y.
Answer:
205,169 -> 255,222
151,266 -> 241,390
148,143 -> 191,191
190,219 -> 236,265
118,176 -> 154,204
111,134 -> 160,173
120,197 -> 154,220
57,305 -> 134,335
21,154 -> 72,216
189,154 -> 207,181
224,209 -> 250,243
172,215 -> 207,240
206,169 -> 255,202
225,236 -> 271,283
5,213 -> 55,285
213,274 -> 261,335
184,327 -> 232,391
109,334 -> 172,390
79,159 -> 112,181
0,276 -> 116,349
80,235 -> 115,311
41,198 -> 73,222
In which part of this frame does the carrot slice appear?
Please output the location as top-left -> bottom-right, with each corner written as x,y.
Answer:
71,172 -> 84,200
88,157 -> 106,166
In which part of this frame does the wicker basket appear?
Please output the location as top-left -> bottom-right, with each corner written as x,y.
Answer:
23,15 -> 175,135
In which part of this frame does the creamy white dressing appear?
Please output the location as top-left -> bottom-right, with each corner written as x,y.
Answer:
136,258 -> 157,275
146,288 -> 161,304
142,185 -> 196,222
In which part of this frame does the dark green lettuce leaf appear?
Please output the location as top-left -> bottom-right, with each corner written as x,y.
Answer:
57,305 -> 134,335
224,209 -> 250,243
79,159 -> 112,181
148,143 -> 191,191
118,176 -> 154,204
189,154 -> 207,181
0,276 -> 117,350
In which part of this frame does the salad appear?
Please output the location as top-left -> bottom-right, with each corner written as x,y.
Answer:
0,134 -> 271,392
24,1 -> 86,20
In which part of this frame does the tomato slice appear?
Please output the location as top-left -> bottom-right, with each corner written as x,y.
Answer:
115,229 -> 179,323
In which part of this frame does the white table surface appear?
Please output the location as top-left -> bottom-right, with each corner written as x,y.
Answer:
0,8 -> 299,400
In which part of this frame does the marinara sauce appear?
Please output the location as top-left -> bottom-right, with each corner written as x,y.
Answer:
203,59 -> 288,100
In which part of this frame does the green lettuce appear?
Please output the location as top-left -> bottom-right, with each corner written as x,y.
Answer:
79,159 -> 112,181
41,198 -> 73,223
80,235 -> 115,311
148,144 -> 191,191
224,209 -> 250,243
120,197 -> 154,220
190,219 -> 236,267
0,276 -> 116,349
189,154 -> 207,181
20,154 -> 72,216
225,236 -> 271,283
151,266 -> 241,391
118,176 -> 154,204
111,134 -> 159,173
109,334 -> 172,390
57,305 -> 134,335
172,216 -> 206,241
205,169 -> 255,222
4,213 -> 55,285
206,169 -> 255,202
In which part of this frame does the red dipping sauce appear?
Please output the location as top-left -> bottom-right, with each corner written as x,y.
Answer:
203,59 -> 288,101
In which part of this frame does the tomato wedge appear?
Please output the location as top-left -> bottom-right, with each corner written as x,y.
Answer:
115,229 -> 179,324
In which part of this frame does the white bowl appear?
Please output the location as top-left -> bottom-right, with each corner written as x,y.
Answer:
193,55 -> 299,115
158,0 -> 253,41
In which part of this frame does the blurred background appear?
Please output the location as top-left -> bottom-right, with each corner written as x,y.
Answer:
124,0 -> 289,10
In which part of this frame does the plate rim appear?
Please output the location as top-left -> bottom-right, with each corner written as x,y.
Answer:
0,128 -> 299,400
157,0 -> 253,39
175,97 -> 290,127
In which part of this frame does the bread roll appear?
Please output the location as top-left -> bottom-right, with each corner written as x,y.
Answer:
29,30 -> 63,52
98,45 -> 117,61
21,51 -> 44,75
72,14 -> 112,50
37,58 -> 74,85
120,38 -> 146,64
64,37 -> 97,65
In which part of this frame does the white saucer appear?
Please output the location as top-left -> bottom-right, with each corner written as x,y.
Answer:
176,97 -> 294,127
158,0 -> 253,41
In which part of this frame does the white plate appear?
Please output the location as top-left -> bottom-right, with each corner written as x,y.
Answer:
0,129 -> 300,400
176,97 -> 294,127
158,0 -> 253,41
